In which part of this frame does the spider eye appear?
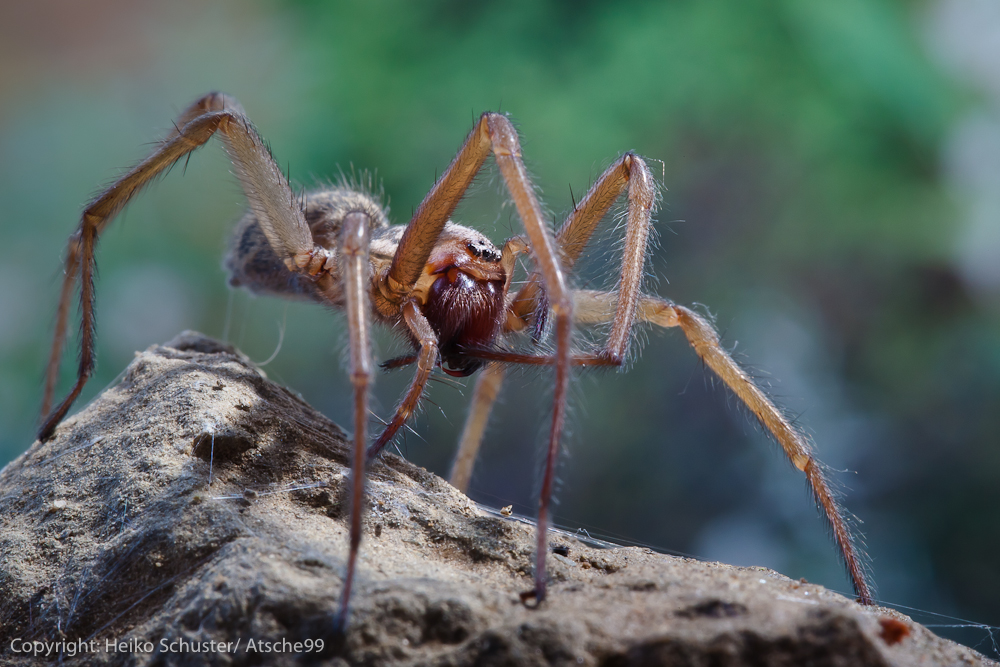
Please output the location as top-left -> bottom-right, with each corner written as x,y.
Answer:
466,240 -> 501,263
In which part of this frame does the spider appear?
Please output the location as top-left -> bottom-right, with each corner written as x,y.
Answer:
38,92 -> 874,631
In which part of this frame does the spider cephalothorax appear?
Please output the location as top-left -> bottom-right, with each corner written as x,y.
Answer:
417,226 -> 508,376
39,92 -> 874,633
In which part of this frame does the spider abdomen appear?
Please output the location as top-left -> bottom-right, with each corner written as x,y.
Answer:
225,187 -> 390,303
226,211 -> 321,300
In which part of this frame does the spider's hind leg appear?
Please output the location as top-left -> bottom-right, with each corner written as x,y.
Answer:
574,290 -> 875,605
666,301 -> 873,605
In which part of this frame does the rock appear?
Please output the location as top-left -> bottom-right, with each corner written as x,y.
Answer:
0,332 -> 993,666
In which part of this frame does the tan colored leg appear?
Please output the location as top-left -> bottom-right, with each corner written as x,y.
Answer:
366,302 -> 439,460
572,290 -> 875,605
379,113 -> 575,605
450,154 -> 654,495
449,362 -> 506,492
509,153 -> 657,350
39,92 -> 328,440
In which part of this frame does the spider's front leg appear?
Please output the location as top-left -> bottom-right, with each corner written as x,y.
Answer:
365,302 -> 439,459
370,112 -> 574,605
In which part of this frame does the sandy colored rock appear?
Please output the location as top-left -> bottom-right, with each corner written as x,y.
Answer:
0,332 -> 993,666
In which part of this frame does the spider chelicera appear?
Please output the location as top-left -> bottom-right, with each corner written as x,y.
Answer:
39,92 -> 874,631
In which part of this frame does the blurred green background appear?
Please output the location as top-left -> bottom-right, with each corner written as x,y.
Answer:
1,0 -> 998,655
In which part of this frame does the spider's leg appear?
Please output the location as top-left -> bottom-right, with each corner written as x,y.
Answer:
571,290 -> 875,606
378,113 -> 573,605
41,235 -> 81,419
509,152 -> 656,345
487,117 -> 576,607
365,302 -> 439,461
450,155 -> 655,493
667,302 -> 873,605
447,234 -> 526,492
465,294 -> 875,605
448,362 -> 505,491
335,212 -> 373,633
39,92 -> 328,440
382,116 -> 493,301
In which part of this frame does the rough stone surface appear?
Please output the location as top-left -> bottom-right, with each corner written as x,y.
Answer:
0,332 -> 993,666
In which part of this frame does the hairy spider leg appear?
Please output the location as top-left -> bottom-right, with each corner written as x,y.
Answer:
450,154 -> 657,491
453,153 -> 654,605
456,154 -> 877,606
368,112 -> 573,605
367,301 -> 438,455
365,234 -> 524,460
574,292 -> 873,605
449,361 -> 505,491
41,236 -> 81,420
468,292 -> 874,605
334,212 -> 373,633
39,93 -> 333,441
509,153 -> 653,332
37,92 -> 398,630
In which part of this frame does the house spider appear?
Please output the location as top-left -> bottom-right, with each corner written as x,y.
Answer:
38,92 -> 874,631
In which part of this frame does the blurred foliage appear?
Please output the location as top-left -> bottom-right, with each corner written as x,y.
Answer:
0,0 -> 997,655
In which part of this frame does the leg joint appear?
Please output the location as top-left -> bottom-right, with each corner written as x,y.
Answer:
598,350 -> 625,367
416,343 -> 439,372
198,91 -> 231,114
549,295 -> 575,319
484,113 -> 520,158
